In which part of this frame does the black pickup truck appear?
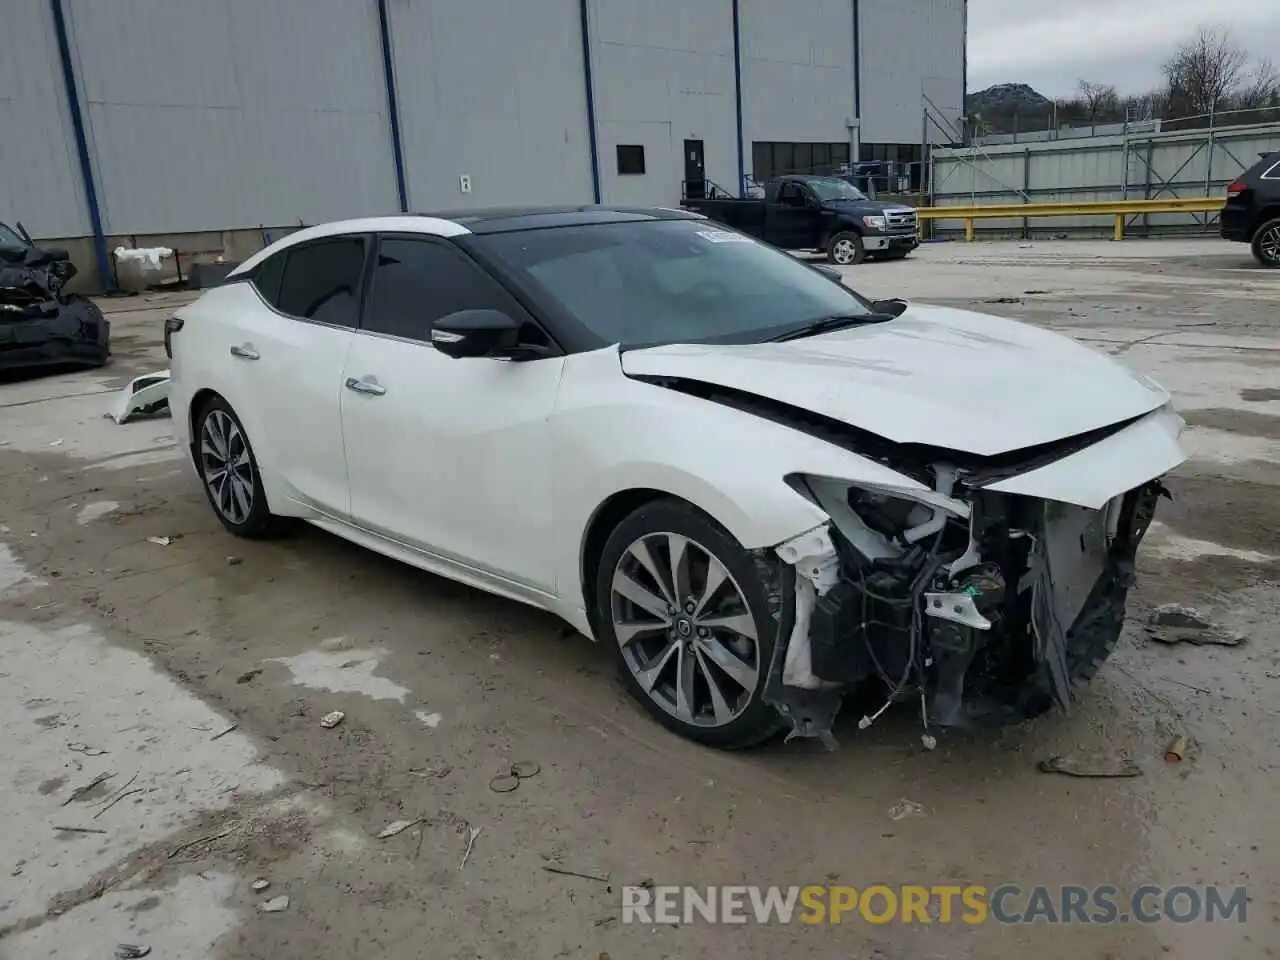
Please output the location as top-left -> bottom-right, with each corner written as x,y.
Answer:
681,174 -> 918,265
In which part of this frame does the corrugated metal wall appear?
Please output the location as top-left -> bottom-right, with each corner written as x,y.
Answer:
0,0 -> 91,237
65,0 -> 399,236
858,0 -> 964,145
931,123 -> 1280,236
590,0 -> 739,205
739,0 -> 855,146
3,0 -> 964,239
389,0 -> 594,211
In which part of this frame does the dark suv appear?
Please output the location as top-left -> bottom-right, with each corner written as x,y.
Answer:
1221,151 -> 1280,267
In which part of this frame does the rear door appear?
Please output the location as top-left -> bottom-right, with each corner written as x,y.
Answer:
233,236 -> 364,515
339,235 -> 564,592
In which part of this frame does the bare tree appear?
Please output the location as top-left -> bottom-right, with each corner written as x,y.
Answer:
1161,25 -> 1248,117
1077,80 -> 1120,123
1234,56 -> 1280,110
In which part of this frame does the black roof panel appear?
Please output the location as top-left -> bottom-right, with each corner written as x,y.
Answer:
417,205 -> 705,234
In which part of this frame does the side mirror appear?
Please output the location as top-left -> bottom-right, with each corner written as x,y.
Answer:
871,297 -> 909,318
812,264 -> 844,283
430,309 -> 520,359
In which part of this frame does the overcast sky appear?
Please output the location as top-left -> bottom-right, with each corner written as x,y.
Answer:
968,0 -> 1280,97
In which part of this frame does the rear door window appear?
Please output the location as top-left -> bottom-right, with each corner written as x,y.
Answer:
251,252 -> 286,305
275,238 -> 366,328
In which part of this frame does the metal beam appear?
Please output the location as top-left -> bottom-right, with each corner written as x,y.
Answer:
731,0 -> 746,196
579,0 -> 602,204
49,0 -> 112,292
375,0 -> 409,212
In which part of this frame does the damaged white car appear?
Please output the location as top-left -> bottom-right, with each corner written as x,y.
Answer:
167,208 -> 1186,750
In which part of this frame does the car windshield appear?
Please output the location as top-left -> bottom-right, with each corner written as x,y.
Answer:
0,222 -> 28,249
469,219 -> 876,349
806,179 -> 867,201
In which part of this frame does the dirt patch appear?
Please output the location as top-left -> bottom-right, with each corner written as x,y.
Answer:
1182,407 -> 1280,440
1159,474 -> 1280,554
1241,387 -> 1280,402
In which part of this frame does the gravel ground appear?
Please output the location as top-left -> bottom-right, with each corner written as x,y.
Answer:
1,237 -> 1277,959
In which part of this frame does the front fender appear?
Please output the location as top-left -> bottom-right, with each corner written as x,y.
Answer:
549,349 -> 928,611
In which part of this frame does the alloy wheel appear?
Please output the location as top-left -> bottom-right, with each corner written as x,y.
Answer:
831,238 -> 858,264
1260,224 -> 1280,266
610,532 -> 761,728
200,409 -> 254,525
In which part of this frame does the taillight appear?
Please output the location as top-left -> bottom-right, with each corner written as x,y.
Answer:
163,315 -> 184,358
1226,181 -> 1246,198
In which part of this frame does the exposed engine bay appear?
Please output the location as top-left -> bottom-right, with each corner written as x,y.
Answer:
0,221 -> 110,371
763,467 -> 1168,749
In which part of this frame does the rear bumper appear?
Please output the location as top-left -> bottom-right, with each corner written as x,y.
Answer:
1219,206 -> 1252,242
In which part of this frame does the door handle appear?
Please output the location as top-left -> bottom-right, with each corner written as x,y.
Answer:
345,376 -> 386,397
229,344 -> 259,360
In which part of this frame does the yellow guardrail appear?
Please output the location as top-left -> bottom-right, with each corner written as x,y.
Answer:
916,197 -> 1225,242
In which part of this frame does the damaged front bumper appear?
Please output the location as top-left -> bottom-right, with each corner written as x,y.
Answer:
0,298 -> 110,370
761,405 -> 1184,749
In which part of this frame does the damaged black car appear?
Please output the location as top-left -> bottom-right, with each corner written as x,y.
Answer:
0,221 -> 109,372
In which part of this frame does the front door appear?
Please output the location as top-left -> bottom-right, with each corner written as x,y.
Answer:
339,235 -> 564,593
765,182 -> 821,249
684,139 -> 706,199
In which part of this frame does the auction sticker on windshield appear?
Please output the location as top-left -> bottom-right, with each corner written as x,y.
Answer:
696,229 -> 753,243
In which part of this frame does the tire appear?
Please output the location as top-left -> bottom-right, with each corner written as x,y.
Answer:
193,396 -> 287,539
826,231 -> 866,266
594,498 -> 785,749
1251,217 -> 1280,268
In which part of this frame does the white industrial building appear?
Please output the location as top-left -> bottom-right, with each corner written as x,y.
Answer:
1,0 -> 965,288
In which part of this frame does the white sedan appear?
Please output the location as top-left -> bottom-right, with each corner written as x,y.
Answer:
167,208 -> 1186,750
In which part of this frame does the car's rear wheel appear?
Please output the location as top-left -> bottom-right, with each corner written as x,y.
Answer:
594,499 -> 784,749
194,396 -> 285,539
827,231 -> 866,265
1251,217 -> 1280,267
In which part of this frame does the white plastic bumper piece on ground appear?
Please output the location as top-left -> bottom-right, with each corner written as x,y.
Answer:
109,369 -> 172,425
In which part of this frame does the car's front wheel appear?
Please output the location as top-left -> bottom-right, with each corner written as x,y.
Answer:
1251,217 -> 1280,268
594,499 -> 784,749
827,231 -> 866,265
194,396 -> 285,539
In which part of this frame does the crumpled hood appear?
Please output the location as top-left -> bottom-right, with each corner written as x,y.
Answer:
620,303 -> 1170,456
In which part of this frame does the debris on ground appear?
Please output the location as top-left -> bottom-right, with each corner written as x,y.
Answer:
1149,603 -> 1212,629
1165,734 -> 1190,763
66,741 -> 108,756
490,760 -> 540,793
167,826 -> 236,860
251,878 -> 271,892
408,763 -> 452,779
61,771 -> 114,806
541,865 -> 611,884
114,945 -> 151,959
236,669 -> 262,684
1037,754 -> 1142,778
146,535 -> 178,547
1146,604 -> 1245,646
53,824 -> 107,835
460,825 -> 481,870
261,895 -> 290,913
888,798 -> 925,821
108,370 -> 171,425
227,556 -> 243,566
210,723 -> 238,740
982,296 -> 1022,304
319,711 -> 345,729
377,818 -> 422,840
